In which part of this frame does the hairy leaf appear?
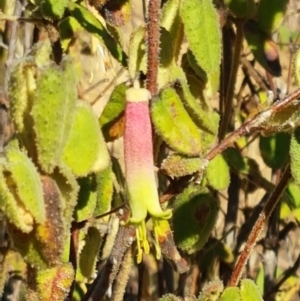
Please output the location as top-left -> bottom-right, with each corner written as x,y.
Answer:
220,286 -> 240,301
173,185 -> 218,253
180,0 -> 221,75
151,87 -> 202,156
62,102 -> 110,177
161,153 -> 204,178
240,279 -> 264,301
75,175 -> 98,222
99,82 -> 127,127
36,263 -> 74,300
31,57 -> 77,173
206,154 -> 230,190
78,227 -> 101,279
290,127 -> 300,186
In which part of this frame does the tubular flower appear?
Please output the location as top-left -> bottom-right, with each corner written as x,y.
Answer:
124,84 -> 172,263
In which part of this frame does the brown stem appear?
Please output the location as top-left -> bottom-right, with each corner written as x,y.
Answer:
219,20 -> 244,141
229,166 -> 291,286
146,0 -> 161,95
203,88 -> 300,163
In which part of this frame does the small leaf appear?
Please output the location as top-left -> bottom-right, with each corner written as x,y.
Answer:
62,102 -> 111,177
5,144 -> 45,225
161,153 -> 204,178
223,147 -> 247,173
68,2 -> 127,66
180,0 -> 221,75
151,87 -> 202,156
31,57 -> 78,173
41,0 -> 68,20
240,279 -> 264,301
219,286 -> 240,301
94,164 -> 114,216
128,25 -> 146,79
99,83 -> 127,127
198,279 -> 224,301
259,133 -> 290,169
59,16 -> 84,51
78,227 -> 101,279
206,154 -> 230,190
35,175 -> 66,266
286,182 -> 300,209
75,175 -> 98,222
290,127 -> 300,186
243,20 -> 281,77
173,185 -> 218,253
36,263 -> 74,300
257,0 -> 289,34
260,103 -> 300,135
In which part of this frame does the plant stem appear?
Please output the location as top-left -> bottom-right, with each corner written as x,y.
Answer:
229,165 -> 291,286
146,0 -> 161,95
219,20 -> 244,141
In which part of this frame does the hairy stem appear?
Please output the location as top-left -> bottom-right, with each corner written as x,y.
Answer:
146,0 -> 161,95
229,166 -> 291,286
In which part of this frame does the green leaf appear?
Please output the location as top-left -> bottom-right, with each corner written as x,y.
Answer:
224,0 -> 255,18
219,286 -> 240,301
206,154 -> 230,190
151,87 -> 202,156
286,182 -> 300,209
240,279 -> 264,301
243,20 -> 281,77
173,185 -> 218,253
75,175 -> 98,222
259,133 -> 290,169
128,25 -> 146,79
257,0 -> 289,34
31,57 -> 78,173
5,144 -> 45,225
290,127 -> 300,186
180,0 -> 221,77
223,147 -> 247,173
59,16 -> 84,51
161,153 -> 204,178
259,103 -> 300,136
94,164 -> 114,216
68,2 -> 127,66
41,0 -> 68,20
36,263 -> 74,300
99,82 -> 127,127
78,227 -> 101,279
174,71 -> 219,135
62,102 -> 111,177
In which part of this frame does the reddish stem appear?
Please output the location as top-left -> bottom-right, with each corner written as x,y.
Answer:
229,166 -> 291,286
146,0 -> 161,95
